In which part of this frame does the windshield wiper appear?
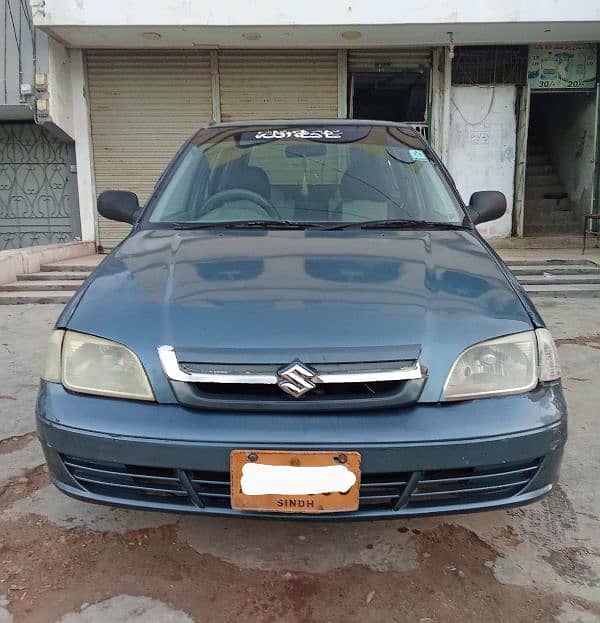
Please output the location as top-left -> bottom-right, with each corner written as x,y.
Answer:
319,219 -> 470,231
173,220 -> 317,230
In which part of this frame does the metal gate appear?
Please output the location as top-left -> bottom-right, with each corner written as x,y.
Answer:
0,123 -> 77,250
86,50 -> 213,249
218,49 -> 339,121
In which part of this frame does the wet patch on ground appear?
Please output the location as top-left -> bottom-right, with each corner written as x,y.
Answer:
0,465 -> 48,513
544,548 -> 600,588
555,335 -> 600,347
0,433 -> 34,456
1,517 -> 594,623
1,485 -> 177,534
0,441 -> 44,487
177,516 -> 421,573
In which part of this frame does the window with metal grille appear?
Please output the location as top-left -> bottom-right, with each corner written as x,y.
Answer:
452,46 -> 528,85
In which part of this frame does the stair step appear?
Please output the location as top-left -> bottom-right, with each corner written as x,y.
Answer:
526,164 -> 554,176
524,283 -> 600,297
525,173 -> 561,187
505,259 -> 599,267
524,224 -> 580,236
0,291 -> 76,305
17,271 -> 89,281
524,208 -> 578,222
525,198 -> 569,211
510,265 -> 600,274
525,185 -> 566,199
526,154 -> 552,166
0,280 -> 83,292
524,212 -> 579,225
527,144 -> 547,155
518,274 -> 600,285
524,208 -> 575,217
40,263 -> 94,273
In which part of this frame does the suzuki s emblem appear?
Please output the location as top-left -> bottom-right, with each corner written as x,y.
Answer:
277,360 -> 317,398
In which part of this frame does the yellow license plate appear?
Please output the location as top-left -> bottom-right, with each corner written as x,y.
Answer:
230,450 -> 361,513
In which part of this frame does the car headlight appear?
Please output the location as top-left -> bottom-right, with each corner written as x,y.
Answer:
443,329 -> 560,401
41,330 -> 154,401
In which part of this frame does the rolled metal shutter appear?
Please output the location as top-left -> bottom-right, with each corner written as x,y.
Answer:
87,50 -> 213,248
348,48 -> 433,73
218,50 -> 339,121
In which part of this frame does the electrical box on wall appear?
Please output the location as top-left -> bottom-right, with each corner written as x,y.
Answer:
35,73 -> 49,91
36,99 -> 49,117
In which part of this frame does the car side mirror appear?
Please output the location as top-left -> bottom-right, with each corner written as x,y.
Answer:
97,190 -> 141,224
467,191 -> 506,225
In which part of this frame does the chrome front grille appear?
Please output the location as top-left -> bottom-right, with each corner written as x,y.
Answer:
158,345 -> 427,411
62,455 -> 541,514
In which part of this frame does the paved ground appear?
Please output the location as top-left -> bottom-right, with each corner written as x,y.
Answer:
1,253 -> 599,622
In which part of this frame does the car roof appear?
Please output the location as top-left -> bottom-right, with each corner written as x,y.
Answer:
206,119 -> 420,132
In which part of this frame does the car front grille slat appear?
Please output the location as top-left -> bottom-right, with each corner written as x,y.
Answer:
360,493 -> 403,501
74,475 -> 189,496
63,456 -> 191,505
192,490 -> 230,499
418,465 -> 538,485
190,478 -> 230,486
63,461 -> 180,483
61,455 -> 542,514
360,480 -> 408,488
410,479 -> 530,498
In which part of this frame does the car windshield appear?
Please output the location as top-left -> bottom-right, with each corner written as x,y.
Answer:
148,125 -> 464,227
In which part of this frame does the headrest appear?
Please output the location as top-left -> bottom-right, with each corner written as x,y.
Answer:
223,166 -> 271,199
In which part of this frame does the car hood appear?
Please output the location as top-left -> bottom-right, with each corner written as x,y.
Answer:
65,229 -> 533,402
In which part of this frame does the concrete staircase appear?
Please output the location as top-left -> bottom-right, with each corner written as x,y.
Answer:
0,256 -> 101,304
506,258 -> 600,297
524,138 -> 580,236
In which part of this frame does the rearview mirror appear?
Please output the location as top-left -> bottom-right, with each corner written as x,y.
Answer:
467,191 -> 506,225
97,190 -> 141,224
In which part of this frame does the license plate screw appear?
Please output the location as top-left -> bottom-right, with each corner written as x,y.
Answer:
247,452 -> 258,462
333,453 -> 347,464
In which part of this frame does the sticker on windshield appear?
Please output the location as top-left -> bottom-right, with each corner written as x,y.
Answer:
254,129 -> 343,140
237,126 -> 372,147
409,149 -> 428,161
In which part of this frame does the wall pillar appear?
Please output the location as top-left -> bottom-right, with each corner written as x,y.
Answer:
70,50 -> 97,244
440,47 -> 452,165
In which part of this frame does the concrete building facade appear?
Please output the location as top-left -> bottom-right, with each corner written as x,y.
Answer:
5,0 -> 599,249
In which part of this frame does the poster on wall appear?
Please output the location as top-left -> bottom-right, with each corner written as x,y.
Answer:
527,44 -> 597,90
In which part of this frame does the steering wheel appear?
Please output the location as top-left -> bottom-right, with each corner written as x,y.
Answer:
200,189 -> 280,220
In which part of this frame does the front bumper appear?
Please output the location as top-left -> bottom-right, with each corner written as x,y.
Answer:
37,381 -> 567,520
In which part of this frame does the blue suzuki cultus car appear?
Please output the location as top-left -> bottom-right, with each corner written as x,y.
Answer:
37,121 -> 566,519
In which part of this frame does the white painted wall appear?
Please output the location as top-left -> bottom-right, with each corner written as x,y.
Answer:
31,0 -> 600,48
47,38 -> 74,139
31,0 -> 600,26
448,85 -> 517,239
40,43 -> 96,242
69,50 -> 97,243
